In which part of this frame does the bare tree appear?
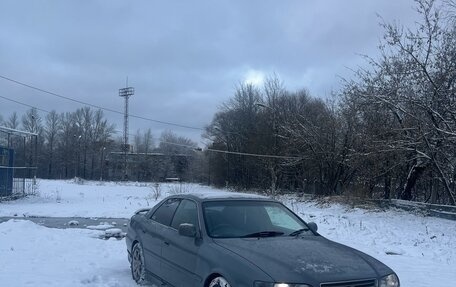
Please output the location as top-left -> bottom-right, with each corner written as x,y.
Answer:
339,0 -> 456,204
158,130 -> 198,181
21,108 -> 43,171
22,108 -> 42,134
6,112 -> 20,129
58,112 -> 77,178
134,128 -> 155,153
44,110 -> 61,178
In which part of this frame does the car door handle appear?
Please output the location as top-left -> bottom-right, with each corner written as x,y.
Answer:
164,241 -> 170,246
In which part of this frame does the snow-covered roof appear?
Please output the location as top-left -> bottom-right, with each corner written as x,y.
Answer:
183,191 -> 269,201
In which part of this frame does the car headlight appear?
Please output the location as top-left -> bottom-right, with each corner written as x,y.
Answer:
379,274 -> 400,287
254,282 -> 311,287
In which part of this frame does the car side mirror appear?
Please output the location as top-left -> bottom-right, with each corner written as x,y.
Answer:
178,223 -> 197,238
307,222 -> 318,232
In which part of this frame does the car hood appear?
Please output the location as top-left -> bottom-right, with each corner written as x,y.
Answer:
213,236 -> 392,284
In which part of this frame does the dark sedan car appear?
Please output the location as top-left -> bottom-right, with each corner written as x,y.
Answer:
126,192 -> 400,287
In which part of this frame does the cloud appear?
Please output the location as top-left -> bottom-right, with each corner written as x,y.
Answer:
243,69 -> 266,87
0,0 -> 420,144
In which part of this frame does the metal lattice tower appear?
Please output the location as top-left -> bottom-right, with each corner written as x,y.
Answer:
119,85 -> 134,179
119,86 -> 134,150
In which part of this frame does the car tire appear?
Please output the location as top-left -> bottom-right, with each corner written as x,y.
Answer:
131,242 -> 147,284
209,276 -> 231,287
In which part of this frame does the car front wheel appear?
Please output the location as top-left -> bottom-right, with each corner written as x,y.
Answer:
131,242 -> 146,284
209,276 -> 231,287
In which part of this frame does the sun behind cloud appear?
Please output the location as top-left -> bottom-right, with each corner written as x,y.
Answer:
243,69 -> 265,86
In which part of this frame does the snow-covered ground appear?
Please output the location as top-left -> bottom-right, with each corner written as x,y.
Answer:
281,196 -> 456,287
0,220 -> 134,287
0,179 -> 212,218
0,179 -> 455,286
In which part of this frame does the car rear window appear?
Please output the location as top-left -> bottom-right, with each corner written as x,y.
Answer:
151,198 -> 181,226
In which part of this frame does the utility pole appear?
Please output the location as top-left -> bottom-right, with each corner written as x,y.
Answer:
100,146 -> 106,181
119,79 -> 134,181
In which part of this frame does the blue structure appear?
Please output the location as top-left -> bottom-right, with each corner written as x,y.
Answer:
0,146 -> 14,196
0,126 -> 37,198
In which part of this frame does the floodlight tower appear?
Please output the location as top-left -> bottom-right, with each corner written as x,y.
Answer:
119,84 -> 134,180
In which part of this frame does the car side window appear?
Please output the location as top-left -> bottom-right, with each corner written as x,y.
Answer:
151,198 -> 181,226
170,199 -> 198,230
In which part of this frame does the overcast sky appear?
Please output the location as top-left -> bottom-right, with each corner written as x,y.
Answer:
0,0 -> 421,146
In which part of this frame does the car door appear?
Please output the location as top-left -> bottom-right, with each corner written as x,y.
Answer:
160,199 -> 202,287
142,198 -> 181,281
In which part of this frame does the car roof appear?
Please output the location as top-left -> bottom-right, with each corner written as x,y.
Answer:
169,191 -> 272,202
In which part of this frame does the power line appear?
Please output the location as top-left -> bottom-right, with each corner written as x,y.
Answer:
0,74 -> 204,130
0,95 -> 50,113
205,147 -> 302,160
0,94 -> 178,143
0,74 -> 276,137
0,76 -> 301,160
0,95 -> 188,150
100,128 -> 302,159
0,98 -> 194,152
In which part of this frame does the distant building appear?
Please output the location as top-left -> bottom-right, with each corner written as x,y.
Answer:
106,151 -> 192,182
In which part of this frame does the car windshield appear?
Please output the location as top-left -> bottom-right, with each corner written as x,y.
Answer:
203,200 -> 314,238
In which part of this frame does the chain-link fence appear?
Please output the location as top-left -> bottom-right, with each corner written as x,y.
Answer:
0,126 -> 38,200
0,167 -> 37,199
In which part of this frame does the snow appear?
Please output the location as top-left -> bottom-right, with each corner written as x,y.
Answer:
105,228 -> 123,236
280,196 -> 456,286
186,190 -> 268,200
0,179 -> 218,218
86,223 -> 116,230
0,179 -> 455,286
0,219 -> 136,287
